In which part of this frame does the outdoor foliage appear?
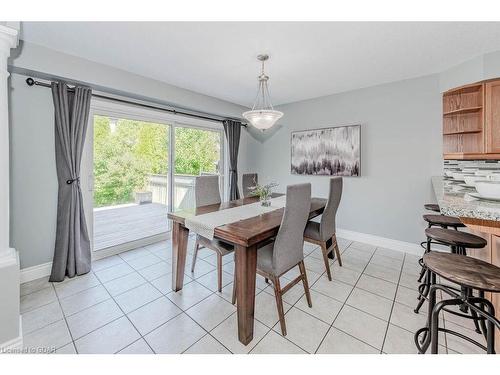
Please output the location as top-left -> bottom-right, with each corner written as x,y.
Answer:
93,115 -> 221,207
174,127 -> 221,176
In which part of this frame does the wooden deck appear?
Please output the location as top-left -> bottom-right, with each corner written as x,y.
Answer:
93,203 -> 169,251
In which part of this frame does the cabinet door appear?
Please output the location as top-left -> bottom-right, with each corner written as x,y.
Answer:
492,235 -> 500,353
485,80 -> 500,154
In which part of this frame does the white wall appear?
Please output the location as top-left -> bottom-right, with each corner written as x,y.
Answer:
8,42 -> 252,269
249,74 -> 443,245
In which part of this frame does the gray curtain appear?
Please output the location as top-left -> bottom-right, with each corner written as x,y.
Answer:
222,120 -> 242,200
49,82 -> 92,282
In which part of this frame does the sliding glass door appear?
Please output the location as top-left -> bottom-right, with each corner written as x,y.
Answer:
82,101 -> 225,255
92,115 -> 170,251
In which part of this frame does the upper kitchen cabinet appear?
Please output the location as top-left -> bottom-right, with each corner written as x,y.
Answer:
486,80 -> 500,154
443,79 -> 500,160
443,83 -> 484,159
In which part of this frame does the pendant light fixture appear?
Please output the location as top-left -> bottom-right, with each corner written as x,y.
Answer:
243,54 -> 283,131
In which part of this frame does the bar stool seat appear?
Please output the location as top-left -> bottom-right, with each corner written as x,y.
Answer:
415,252 -> 500,354
424,252 -> 500,293
423,214 -> 465,229
424,228 -> 487,249
415,228 -> 488,315
424,204 -> 440,213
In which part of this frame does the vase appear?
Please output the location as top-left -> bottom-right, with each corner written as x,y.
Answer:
260,195 -> 271,207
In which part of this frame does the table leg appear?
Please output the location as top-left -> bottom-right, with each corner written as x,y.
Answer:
235,244 -> 257,345
171,222 -> 189,292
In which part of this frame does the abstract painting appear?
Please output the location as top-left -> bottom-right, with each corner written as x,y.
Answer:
291,124 -> 361,176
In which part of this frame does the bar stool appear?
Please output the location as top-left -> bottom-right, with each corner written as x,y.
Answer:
422,214 -> 466,230
415,252 -> 500,354
415,228 -> 487,315
424,204 -> 440,213
417,215 -> 467,283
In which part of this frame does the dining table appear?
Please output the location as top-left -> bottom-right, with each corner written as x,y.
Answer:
167,193 -> 327,345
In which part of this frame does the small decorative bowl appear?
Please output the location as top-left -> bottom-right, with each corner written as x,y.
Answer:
475,181 -> 500,199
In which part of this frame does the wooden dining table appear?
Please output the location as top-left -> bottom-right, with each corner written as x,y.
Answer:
167,194 -> 327,345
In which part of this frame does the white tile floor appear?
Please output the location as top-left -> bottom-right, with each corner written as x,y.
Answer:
19,237 -> 486,354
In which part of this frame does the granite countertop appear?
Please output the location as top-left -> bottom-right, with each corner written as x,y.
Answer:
432,176 -> 500,221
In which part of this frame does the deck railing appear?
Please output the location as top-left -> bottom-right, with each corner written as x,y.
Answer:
147,173 -> 199,210
97,173 -> 218,212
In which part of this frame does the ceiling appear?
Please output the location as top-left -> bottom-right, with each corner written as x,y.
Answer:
20,22 -> 500,107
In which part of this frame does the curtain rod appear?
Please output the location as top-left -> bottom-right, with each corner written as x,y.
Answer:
25,77 -> 247,127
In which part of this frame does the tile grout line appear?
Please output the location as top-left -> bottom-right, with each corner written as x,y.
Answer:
313,244 -> 379,354
378,252 -> 406,354
91,267 -> 156,354
112,248 -> 222,353
182,284 -> 272,354
252,243 -> 345,354
52,283 -> 78,353
117,239 -> 243,353
261,244 -> 387,354
22,240 -> 225,353
54,249 -> 169,353
251,253 -> 327,354
182,243 -> 326,354
145,244 -> 238,353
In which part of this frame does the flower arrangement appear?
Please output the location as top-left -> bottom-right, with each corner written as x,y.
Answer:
249,181 -> 279,207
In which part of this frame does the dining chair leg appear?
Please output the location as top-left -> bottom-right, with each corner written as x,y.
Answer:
217,252 -> 223,292
299,261 -> 313,308
333,235 -> 342,267
272,276 -> 287,336
191,239 -> 200,273
320,243 -> 332,281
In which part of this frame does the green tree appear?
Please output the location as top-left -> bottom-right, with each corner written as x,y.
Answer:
174,127 -> 220,175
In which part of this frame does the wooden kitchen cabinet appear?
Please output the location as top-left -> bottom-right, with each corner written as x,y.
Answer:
466,227 -> 500,352
443,79 -> 500,159
491,235 -> 500,352
485,81 -> 500,154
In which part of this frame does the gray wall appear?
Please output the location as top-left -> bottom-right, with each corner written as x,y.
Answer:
9,42 -> 252,269
250,74 -> 443,245
439,50 -> 500,92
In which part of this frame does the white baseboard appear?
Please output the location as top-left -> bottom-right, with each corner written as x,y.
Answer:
0,317 -> 23,353
336,228 -> 424,256
20,262 -> 52,284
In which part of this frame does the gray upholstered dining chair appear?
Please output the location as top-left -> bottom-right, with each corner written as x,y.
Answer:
191,175 -> 234,292
242,173 -> 258,198
232,183 -> 313,336
303,177 -> 343,281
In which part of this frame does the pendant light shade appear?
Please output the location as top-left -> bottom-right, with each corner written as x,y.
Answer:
243,54 -> 283,131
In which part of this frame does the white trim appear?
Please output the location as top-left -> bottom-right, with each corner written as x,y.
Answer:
336,228 -> 424,256
0,25 -> 19,50
20,262 -> 52,284
90,98 -> 222,130
0,247 -> 18,268
0,317 -> 23,353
